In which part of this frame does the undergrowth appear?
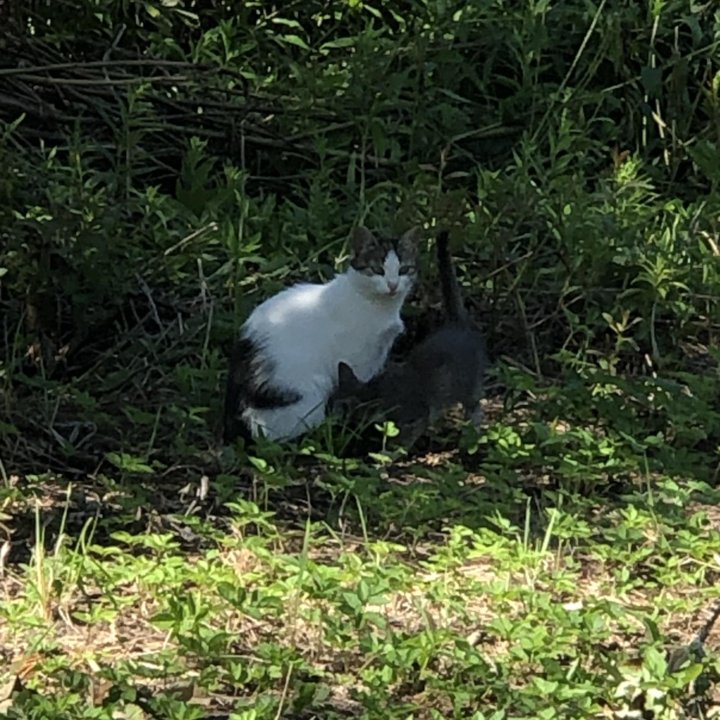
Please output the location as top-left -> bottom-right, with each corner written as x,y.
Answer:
1,1 -> 720,718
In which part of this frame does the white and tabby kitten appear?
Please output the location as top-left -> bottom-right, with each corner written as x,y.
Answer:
223,226 -> 422,442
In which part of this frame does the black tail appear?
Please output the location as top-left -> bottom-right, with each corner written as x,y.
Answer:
436,230 -> 467,325
222,341 -> 253,445
223,335 -> 301,445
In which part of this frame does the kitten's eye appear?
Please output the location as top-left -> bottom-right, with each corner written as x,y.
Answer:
399,265 -> 415,275
365,266 -> 383,276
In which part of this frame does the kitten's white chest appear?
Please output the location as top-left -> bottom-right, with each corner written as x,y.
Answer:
341,317 -> 403,382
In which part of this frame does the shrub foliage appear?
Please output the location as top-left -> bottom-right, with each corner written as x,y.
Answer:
1,0 -> 718,451
2,4 -> 720,718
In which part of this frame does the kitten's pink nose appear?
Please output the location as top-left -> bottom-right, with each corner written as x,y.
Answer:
387,280 -> 399,293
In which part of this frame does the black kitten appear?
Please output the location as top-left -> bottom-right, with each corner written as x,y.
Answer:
330,231 -> 487,448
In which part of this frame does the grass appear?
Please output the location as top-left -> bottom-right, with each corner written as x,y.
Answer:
2,380 -> 720,719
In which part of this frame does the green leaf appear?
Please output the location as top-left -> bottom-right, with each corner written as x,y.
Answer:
281,34 -> 310,50
674,662 -> 704,685
357,578 -> 370,603
377,421 -> 399,438
342,591 -> 363,612
150,611 -> 177,630
320,37 -> 356,51
644,645 -> 668,678
271,18 -> 303,29
105,452 -> 154,474
248,456 -> 269,472
532,677 -> 559,694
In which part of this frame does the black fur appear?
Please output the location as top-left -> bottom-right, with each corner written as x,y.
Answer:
223,335 -> 302,444
436,230 -> 468,325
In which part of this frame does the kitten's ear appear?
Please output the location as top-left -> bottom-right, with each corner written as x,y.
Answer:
351,226 -> 376,256
398,226 -> 423,255
337,361 -> 360,388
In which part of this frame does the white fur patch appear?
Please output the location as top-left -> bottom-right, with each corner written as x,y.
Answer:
241,260 -> 413,440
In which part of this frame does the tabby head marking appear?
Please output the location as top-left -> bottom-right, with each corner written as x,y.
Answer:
349,226 -> 421,299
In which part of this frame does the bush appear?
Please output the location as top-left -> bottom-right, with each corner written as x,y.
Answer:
0,0 -> 718,455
